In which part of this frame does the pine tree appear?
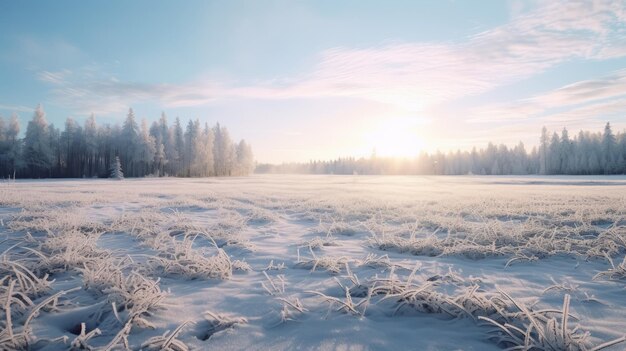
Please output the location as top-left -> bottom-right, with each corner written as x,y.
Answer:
0,115 -> 8,177
0,116 -> 5,143
560,128 -> 573,174
48,123 -> 61,177
150,120 -> 166,176
173,117 -> 185,176
84,114 -> 98,177
159,113 -> 177,176
23,105 -> 53,177
110,156 -> 124,179
548,132 -> 560,174
539,126 -> 549,175
121,108 -> 140,176
602,122 -> 616,174
183,120 -> 198,176
512,141 -> 527,174
138,119 -> 156,176
618,132 -> 626,173
61,117 -> 83,177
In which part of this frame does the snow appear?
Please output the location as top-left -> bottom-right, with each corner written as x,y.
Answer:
1,175 -> 625,350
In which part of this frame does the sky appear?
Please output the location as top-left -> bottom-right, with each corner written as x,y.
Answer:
1,0 -> 626,163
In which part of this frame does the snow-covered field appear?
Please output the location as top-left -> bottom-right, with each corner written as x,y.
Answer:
1,175 -> 626,351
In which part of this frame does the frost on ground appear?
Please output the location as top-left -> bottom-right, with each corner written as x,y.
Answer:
0,175 -> 625,351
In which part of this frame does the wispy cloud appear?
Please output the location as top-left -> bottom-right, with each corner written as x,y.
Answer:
2,36 -> 86,71
468,69 -> 626,124
0,103 -> 34,113
541,97 -> 626,124
271,0 -> 626,108
37,0 -> 626,116
530,69 -> 626,107
37,70 -> 72,85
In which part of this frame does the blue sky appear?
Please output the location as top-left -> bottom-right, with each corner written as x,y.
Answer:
1,0 -> 626,162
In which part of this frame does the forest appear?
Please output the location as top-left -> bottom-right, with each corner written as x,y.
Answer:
256,123 -> 626,175
2,106 -> 626,179
0,105 -> 254,178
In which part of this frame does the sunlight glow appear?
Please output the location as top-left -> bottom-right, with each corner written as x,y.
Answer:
363,117 -> 428,158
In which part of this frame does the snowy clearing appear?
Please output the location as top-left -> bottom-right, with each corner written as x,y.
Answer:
1,175 -> 626,351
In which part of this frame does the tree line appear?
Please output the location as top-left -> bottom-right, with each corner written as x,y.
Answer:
0,105 -> 254,178
256,123 -> 626,175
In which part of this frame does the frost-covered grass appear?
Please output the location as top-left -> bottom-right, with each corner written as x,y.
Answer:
0,175 -> 625,350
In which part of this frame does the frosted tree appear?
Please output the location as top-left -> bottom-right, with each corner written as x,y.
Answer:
619,133 -> 626,171
83,114 -> 98,177
121,108 -> 140,176
60,117 -> 83,177
539,126 -> 549,175
160,114 -> 178,176
0,115 -> 13,177
0,116 -> 5,172
560,128 -> 573,174
548,132 -> 560,174
213,122 -> 223,176
529,146 -> 539,174
138,119 -> 156,176
602,122 -> 616,174
150,120 -> 166,176
96,124 -> 115,177
48,123 -> 61,176
183,120 -> 198,176
0,116 -> 4,142
257,123 -> 626,176
172,117 -> 185,176
110,156 -> 124,179
235,139 -> 254,175
149,113 -> 173,176
23,105 -> 53,177
0,105 -> 252,178
203,123 -> 216,176
213,123 -> 235,176
158,112 -> 169,143
511,141 -> 527,174
191,123 -> 214,177
11,102 -> 626,177
154,142 -> 166,176
588,150 -> 601,174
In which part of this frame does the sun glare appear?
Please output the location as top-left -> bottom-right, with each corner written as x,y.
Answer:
363,117 -> 427,158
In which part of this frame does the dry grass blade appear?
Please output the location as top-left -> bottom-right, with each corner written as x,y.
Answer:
141,321 -> 192,351
197,311 -> 248,341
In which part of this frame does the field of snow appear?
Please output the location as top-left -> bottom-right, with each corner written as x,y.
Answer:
1,175 -> 626,351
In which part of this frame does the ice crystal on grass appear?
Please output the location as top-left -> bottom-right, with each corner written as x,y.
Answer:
594,256 -> 626,281
479,293 -> 626,351
195,311 -> 247,341
141,321 -> 191,351
295,248 -> 351,274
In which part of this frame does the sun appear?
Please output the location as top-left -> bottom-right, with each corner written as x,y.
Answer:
363,117 -> 427,158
